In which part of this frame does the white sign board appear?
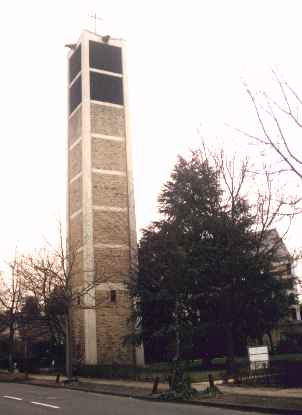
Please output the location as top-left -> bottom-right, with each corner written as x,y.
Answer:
248,346 -> 269,371
248,346 -> 268,356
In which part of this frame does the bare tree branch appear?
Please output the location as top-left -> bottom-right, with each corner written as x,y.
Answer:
244,70 -> 302,181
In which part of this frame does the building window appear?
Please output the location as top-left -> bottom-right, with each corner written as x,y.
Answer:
89,41 -> 122,74
90,71 -> 124,105
110,290 -> 117,303
69,44 -> 81,83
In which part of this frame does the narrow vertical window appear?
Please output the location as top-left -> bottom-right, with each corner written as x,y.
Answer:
69,44 -> 82,82
110,290 -> 117,303
90,72 -> 123,105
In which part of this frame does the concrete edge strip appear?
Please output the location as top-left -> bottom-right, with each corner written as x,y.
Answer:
69,103 -> 82,119
91,133 -> 124,142
90,100 -> 123,109
70,209 -> 82,220
92,168 -> 126,176
69,172 -> 82,184
69,71 -> 82,88
69,136 -> 82,151
90,68 -> 123,79
92,206 -> 127,212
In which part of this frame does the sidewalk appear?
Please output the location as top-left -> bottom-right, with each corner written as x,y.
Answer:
18,373 -> 302,414
28,373 -> 167,398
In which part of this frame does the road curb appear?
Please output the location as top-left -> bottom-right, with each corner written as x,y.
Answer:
188,400 -> 302,415
12,380 -> 302,415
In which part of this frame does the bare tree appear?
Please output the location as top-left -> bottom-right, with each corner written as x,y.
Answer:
200,145 -> 298,371
243,69 -> 302,182
0,256 -> 24,371
202,144 -> 296,238
16,226 -> 101,380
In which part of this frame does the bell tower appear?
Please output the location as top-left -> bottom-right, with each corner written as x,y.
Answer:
67,30 -> 143,366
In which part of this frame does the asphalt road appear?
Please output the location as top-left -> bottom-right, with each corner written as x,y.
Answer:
0,383 -> 266,415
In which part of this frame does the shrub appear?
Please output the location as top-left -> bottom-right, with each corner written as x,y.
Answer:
78,364 -> 140,379
275,334 -> 302,354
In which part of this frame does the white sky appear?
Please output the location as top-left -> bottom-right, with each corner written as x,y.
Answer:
0,0 -> 301,270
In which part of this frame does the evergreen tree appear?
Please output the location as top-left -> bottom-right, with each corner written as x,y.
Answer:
131,151 -> 296,371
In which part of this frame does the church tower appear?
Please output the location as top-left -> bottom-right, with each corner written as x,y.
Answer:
67,30 -> 143,366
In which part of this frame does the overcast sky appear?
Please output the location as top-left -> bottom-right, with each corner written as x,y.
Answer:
0,0 -> 301,268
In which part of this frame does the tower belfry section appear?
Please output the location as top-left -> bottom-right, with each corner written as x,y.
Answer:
67,31 -> 142,365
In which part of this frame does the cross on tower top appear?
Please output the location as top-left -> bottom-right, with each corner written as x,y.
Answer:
89,13 -> 103,34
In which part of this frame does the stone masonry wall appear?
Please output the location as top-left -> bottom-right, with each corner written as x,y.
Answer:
71,250 -> 84,289
92,138 -> 126,172
69,141 -> 82,180
72,307 -> 85,362
69,102 -> 85,363
69,106 -> 82,147
93,210 -> 129,246
95,289 -> 134,364
92,174 -> 128,208
69,177 -> 82,215
94,247 -> 130,284
69,211 -> 83,250
91,103 -> 125,137
71,253 -> 85,362
90,99 -> 135,364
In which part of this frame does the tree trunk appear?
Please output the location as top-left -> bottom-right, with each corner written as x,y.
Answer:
24,338 -> 29,380
226,325 -> 235,375
65,309 -> 73,380
174,328 -> 180,362
8,323 -> 14,372
173,300 -> 180,362
267,331 -> 274,353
